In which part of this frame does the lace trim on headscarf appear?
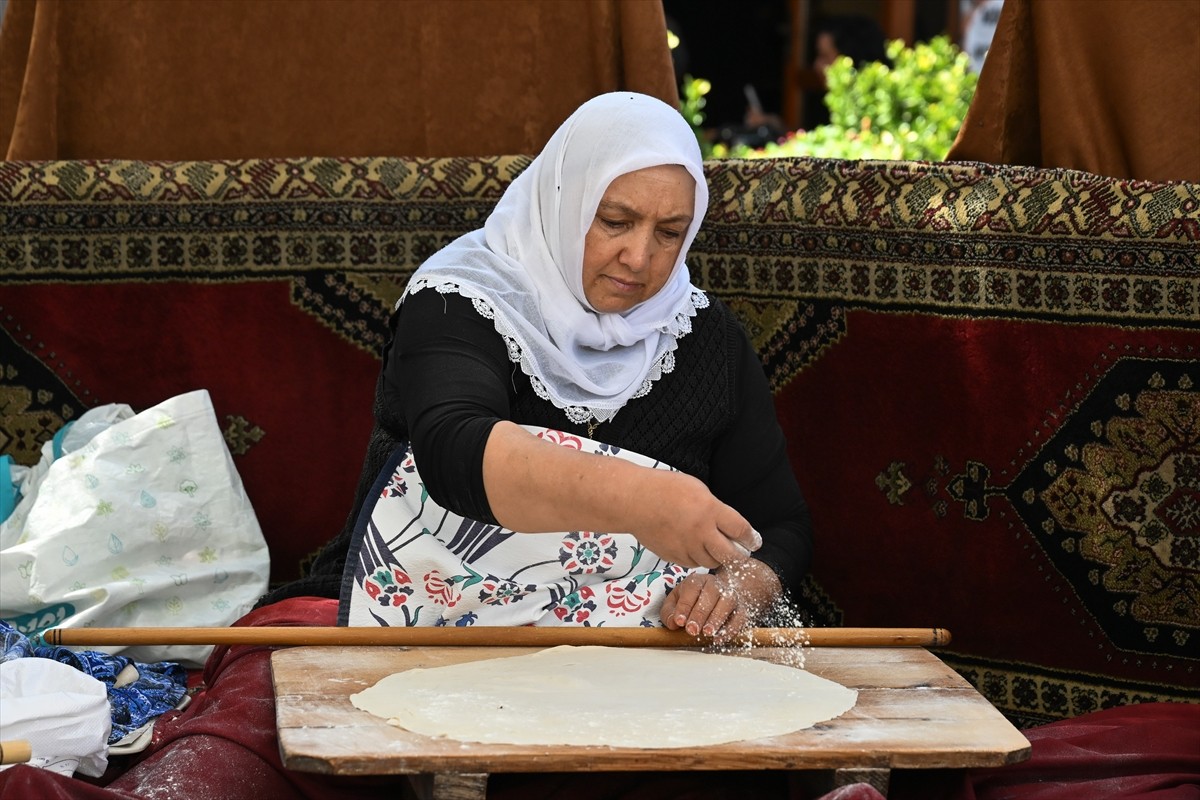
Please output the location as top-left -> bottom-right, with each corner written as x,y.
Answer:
407,280 -> 709,427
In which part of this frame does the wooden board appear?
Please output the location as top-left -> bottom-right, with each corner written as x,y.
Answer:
272,645 -> 1029,776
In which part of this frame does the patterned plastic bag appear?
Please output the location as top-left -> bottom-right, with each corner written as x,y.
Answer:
0,390 -> 270,666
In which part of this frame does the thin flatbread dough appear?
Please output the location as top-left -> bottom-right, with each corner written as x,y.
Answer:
350,645 -> 857,748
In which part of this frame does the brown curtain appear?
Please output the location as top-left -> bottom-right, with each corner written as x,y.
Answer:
0,0 -> 679,160
948,0 -> 1200,183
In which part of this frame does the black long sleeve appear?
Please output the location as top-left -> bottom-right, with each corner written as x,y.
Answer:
384,289 -> 510,524
708,333 -> 813,593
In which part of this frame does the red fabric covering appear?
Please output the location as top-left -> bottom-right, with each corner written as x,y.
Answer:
2,598 -> 1195,799
892,703 -> 1200,800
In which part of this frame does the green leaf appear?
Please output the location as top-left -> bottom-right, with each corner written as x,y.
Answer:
629,546 -> 644,570
459,564 -> 485,589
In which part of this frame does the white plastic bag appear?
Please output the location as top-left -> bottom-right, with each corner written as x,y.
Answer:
0,658 -> 111,777
0,390 -> 270,666
2,403 -> 135,533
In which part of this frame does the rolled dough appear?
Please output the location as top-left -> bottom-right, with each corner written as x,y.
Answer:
350,645 -> 857,748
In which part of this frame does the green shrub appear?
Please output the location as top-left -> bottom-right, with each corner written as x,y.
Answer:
679,75 -> 717,159
721,35 -> 978,161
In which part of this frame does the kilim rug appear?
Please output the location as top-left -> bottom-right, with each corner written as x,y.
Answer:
1,156 -> 1197,726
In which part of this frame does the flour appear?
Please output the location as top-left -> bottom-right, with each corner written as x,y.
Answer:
708,556 -> 810,669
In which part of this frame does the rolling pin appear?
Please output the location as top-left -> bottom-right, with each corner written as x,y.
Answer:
44,626 -> 950,648
0,740 -> 32,766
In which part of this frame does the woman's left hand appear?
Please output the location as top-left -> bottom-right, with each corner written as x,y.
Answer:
660,559 -> 782,644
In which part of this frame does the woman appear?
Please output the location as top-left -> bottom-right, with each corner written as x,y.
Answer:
0,93 -> 811,800
335,91 -> 812,640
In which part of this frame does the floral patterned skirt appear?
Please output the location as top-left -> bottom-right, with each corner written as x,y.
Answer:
339,426 -> 699,628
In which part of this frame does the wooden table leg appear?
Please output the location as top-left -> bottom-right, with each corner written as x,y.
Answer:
834,767 -> 890,794
404,772 -> 488,800
792,767 -> 891,797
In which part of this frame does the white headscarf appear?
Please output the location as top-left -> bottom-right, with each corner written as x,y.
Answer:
400,92 -> 710,426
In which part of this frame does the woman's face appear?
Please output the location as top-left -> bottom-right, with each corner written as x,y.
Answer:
582,164 -> 696,313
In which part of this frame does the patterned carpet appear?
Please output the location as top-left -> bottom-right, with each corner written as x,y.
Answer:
2,155 -> 1197,726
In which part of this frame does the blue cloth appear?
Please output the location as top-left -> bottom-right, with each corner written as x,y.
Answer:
1,621 -> 188,744
0,454 -> 18,524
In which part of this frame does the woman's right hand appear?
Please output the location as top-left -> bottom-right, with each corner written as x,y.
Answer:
626,470 -> 762,569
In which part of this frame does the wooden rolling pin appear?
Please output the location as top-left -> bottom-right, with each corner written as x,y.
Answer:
44,626 -> 950,648
0,740 -> 32,766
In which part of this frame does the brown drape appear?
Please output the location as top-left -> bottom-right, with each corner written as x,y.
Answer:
0,0 -> 678,160
947,0 -> 1200,183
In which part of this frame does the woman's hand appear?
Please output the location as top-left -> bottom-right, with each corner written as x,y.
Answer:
660,559 -> 782,643
625,470 -> 763,569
